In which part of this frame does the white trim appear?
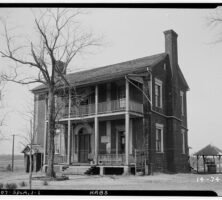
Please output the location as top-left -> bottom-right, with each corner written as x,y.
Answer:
73,123 -> 93,135
155,78 -> 162,85
155,123 -> 164,129
181,129 -> 186,154
154,78 -> 163,108
43,96 -> 47,165
57,110 -> 143,121
34,94 -> 39,144
180,91 -> 184,116
155,123 -> 164,153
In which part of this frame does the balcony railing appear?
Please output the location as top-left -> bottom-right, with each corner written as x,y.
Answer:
129,100 -> 143,114
98,99 -> 126,114
47,99 -> 143,119
70,104 -> 95,118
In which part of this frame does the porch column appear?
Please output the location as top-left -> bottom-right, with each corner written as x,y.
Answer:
219,156 -> 221,173
95,85 -> 99,164
125,77 -> 130,166
106,83 -> 111,153
43,96 -> 47,165
67,88 -> 71,164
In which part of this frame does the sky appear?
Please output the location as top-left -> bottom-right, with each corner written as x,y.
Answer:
0,7 -> 222,155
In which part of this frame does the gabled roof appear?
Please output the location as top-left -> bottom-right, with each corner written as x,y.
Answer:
178,65 -> 190,90
21,144 -> 44,155
194,144 -> 222,156
32,53 -> 167,93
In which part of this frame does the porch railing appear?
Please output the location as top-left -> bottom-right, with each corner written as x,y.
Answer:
97,154 -> 135,165
98,154 -> 126,166
70,104 -> 95,118
98,99 -> 126,114
47,99 -> 143,119
129,100 -> 143,114
45,154 -> 67,164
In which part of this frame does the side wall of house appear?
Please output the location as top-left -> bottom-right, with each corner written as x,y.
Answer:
149,61 -> 168,172
34,93 -> 46,147
172,75 -> 189,173
148,59 -> 189,173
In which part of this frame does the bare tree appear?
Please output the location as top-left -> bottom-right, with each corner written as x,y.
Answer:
0,78 -> 6,141
0,8 -> 102,178
20,120 -> 34,189
17,95 -> 35,189
207,7 -> 222,42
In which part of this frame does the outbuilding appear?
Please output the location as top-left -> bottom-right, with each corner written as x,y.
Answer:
194,144 -> 222,174
22,144 -> 44,172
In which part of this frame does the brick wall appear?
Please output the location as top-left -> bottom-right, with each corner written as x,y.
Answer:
34,93 -> 46,146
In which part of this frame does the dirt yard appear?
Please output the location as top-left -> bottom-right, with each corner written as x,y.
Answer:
0,171 -> 222,196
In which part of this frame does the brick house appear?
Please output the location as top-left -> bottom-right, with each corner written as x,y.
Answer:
32,29 -> 189,175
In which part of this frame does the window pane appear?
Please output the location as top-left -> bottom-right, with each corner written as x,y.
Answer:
156,128 -> 162,152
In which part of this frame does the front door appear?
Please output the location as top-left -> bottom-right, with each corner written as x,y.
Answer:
78,128 -> 91,163
116,131 -> 125,154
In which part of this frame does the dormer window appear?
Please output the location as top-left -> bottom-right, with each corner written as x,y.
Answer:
155,78 -> 163,108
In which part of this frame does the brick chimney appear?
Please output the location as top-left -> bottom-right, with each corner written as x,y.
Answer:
55,60 -> 66,79
164,30 -> 178,77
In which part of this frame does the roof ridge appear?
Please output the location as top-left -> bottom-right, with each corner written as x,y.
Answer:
32,52 -> 167,92
67,52 -> 166,77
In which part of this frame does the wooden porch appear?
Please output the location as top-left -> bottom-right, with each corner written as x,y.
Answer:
54,98 -> 143,119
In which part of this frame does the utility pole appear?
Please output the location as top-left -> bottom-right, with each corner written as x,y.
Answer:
11,134 -> 15,172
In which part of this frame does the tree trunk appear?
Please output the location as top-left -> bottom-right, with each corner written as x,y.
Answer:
29,150 -> 32,189
29,119 -> 33,189
46,88 -> 56,178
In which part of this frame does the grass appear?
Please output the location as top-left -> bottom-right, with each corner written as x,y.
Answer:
5,183 -> 17,189
0,170 -> 222,195
43,180 -> 48,186
0,157 -> 25,172
19,181 -> 27,187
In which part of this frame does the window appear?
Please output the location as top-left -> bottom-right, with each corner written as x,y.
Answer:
155,123 -> 164,152
118,85 -> 125,108
148,80 -> 152,100
181,129 -> 186,154
155,78 -> 162,108
180,91 -> 184,116
54,129 -> 61,154
118,85 -> 125,99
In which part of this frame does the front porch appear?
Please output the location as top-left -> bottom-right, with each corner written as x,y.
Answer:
45,153 -> 135,166
45,153 -> 139,175
43,78 -> 146,175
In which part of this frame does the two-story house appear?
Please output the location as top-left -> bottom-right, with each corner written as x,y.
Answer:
31,29 -> 189,175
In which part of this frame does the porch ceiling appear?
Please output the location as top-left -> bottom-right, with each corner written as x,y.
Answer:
59,112 -> 143,123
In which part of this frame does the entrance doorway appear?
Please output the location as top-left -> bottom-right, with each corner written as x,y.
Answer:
78,128 -> 91,163
116,131 -> 125,154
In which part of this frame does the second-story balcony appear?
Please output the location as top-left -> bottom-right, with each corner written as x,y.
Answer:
55,98 -> 143,119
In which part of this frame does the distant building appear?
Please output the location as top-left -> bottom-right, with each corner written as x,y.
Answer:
31,29 -> 189,175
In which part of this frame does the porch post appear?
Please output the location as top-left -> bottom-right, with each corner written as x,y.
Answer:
203,155 -> 205,173
43,96 -> 47,165
125,77 -> 129,166
106,83 -> 111,153
95,85 -> 99,164
67,88 -> 71,164
197,155 -> 199,173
